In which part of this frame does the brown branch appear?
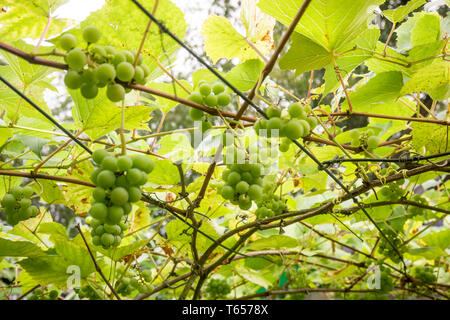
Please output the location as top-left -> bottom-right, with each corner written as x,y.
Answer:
234,0 -> 313,121
236,288 -> 377,300
75,224 -> 121,300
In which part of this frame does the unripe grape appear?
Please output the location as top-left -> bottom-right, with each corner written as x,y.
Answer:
110,187 -> 129,206
288,102 -> 305,118
298,120 -> 310,136
201,120 -> 212,133
66,48 -> 87,71
284,120 -> 303,140
106,83 -> 125,102
10,186 -> 23,199
116,62 -> 135,82
188,92 -> 203,104
59,33 -> 78,51
305,116 -> 318,129
141,64 -> 151,78
199,83 -> 211,96
212,83 -> 225,95
92,235 -> 101,246
279,141 -> 289,152
112,52 -> 126,66
351,138 -> 360,147
217,93 -> 231,106
117,156 -> 133,171
113,235 -> 122,246
267,107 -> 282,119
204,94 -> 218,107
96,170 -> 116,188
81,68 -> 97,84
64,70 -> 83,89
96,63 -> 116,83
83,26 -> 101,43
90,45 -> 106,61
190,108 -> 204,121
366,129 -> 375,137
101,233 -> 115,247
126,168 -> 142,185
221,185 -> 235,200
367,136 -> 380,149
128,187 -> 142,203
88,217 -> 101,229
101,156 -> 118,172
238,195 -> 252,210
80,83 -> 98,99
248,184 -> 262,200
1,194 -> 16,209
92,149 -> 110,165
133,66 -> 145,83
227,172 -> 241,186
267,117 -> 283,132
90,202 -> 108,220
235,181 -> 249,194
132,155 -> 154,174
241,172 -> 254,184
92,187 -> 106,202
142,270 -> 152,282
106,206 -> 124,225
349,130 -> 360,140
22,186 -> 34,198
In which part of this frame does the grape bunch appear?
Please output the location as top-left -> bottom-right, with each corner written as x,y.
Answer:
349,129 -> 380,150
204,278 -> 231,300
220,162 -> 264,210
60,26 -> 151,102
284,267 -> 308,300
88,150 -> 154,249
378,267 -> 394,293
116,266 -> 152,295
254,103 -> 318,152
407,194 -> 427,216
377,229 -> 404,264
254,193 -> 287,218
28,287 -> 59,300
1,186 -> 39,226
75,285 -> 102,300
379,180 -> 404,200
188,80 -> 231,119
411,266 -> 436,284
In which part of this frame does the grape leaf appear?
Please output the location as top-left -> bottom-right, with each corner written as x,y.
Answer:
382,0 -> 426,23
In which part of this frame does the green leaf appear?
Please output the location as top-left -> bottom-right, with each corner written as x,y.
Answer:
279,33 -> 331,74
13,135 -> 48,158
157,133 -> 193,162
412,122 -> 449,155
401,61 -> 450,100
259,0 -> 383,51
147,159 -> 181,186
396,12 -> 442,50
248,235 -> 298,251
406,247 -> 445,260
225,59 -> 265,91
421,230 -> 450,250
235,266 -> 272,289
383,0 -> 426,23
0,238 -> 47,257
0,1 -> 71,42
146,81 -> 192,113
33,180 -> 65,204
97,239 -> 150,261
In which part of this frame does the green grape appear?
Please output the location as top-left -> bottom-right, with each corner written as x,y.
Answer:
59,33 -> 78,51
122,51 -> 134,64
199,83 -> 211,96
122,202 -> 132,214
267,117 -> 283,132
49,290 -> 59,300
92,187 -> 106,202
132,155 -> 154,174
142,270 -> 152,282
126,168 -> 142,185
303,105 -> 312,113
112,52 -> 126,66
88,217 -> 101,229
351,138 -> 360,147
110,187 -> 129,206
201,120 -> 212,133
104,223 -> 121,235
64,70 -> 83,89
104,46 -> 116,56
82,68 -> 98,84
267,107 -> 282,119
133,51 -> 144,65
227,172 -> 241,186
248,184 -> 262,200
366,129 -> 375,137
92,149 -> 110,164
235,181 -> 249,194
10,186 -> 23,199
349,130 -> 360,139
298,120 -> 310,136
241,172 -> 254,184
288,102 -> 305,118
90,203 -> 108,220
80,83 -> 98,99
238,195 -> 252,210
133,66 -> 145,84
212,83 -> 225,95
101,233 -> 115,247
66,48 -> 87,71
279,140 -> 290,152
204,94 -> 218,107
367,136 -> 380,149
128,186 -> 142,203
19,198 -> 30,209
217,92 -> 231,106
106,83 -> 125,102
96,63 -> 116,83
96,170 -> 116,188
141,64 -> 151,78
2,194 -> 16,209
83,26 -> 101,43
107,206 -> 124,224
117,156 -> 132,171
101,156 -> 118,172
222,170 -> 231,182
221,185 -> 235,200
305,116 -> 318,129
22,186 -> 34,198
90,45 -> 106,62
188,92 -> 204,104
284,120 -> 303,140
116,62 -> 135,82
190,108 -> 204,121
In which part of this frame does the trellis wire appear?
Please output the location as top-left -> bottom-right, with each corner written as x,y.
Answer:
130,0 -> 406,266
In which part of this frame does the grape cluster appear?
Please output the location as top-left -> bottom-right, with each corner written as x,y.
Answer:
1,186 -> 39,226
116,266 -> 152,295
88,150 -> 154,249
284,267 -> 308,300
255,193 -> 287,218
349,129 -> 380,149
378,266 -> 394,293
411,266 -> 436,284
220,162 -> 264,210
28,287 -> 59,300
377,229 -> 403,264
205,278 -> 231,299
75,285 -> 102,300
407,194 -> 427,216
379,180 -> 404,200
254,103 -> 318,152
60,26 -> 151,102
